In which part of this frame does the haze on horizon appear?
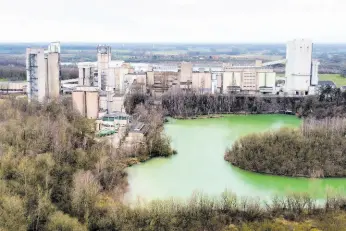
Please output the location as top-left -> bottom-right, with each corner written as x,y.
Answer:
1,0 -> 344,43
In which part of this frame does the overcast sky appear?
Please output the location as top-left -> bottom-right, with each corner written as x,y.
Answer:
0,0 -> 344,43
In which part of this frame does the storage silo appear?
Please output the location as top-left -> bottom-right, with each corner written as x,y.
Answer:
86,91 -> 99,119
72,86 -> 99,119
72,91 -> 86,117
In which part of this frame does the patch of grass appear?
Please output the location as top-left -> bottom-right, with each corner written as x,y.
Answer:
276,74 -> 346,87
319,74 -> 346,87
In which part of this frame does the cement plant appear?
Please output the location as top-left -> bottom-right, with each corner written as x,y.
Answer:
3,40 -> 346,230
0,39 -> 324,147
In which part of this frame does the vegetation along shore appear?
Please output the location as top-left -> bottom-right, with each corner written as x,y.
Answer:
2,86 -> 346,230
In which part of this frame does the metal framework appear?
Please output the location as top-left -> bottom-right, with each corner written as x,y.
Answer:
27,53 -> 38,101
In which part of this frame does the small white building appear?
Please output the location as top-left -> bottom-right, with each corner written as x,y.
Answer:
101,112 -> 131,127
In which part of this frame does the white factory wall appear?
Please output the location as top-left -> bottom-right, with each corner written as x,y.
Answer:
285,39 -> 313,93
107,68 -> 116,90
47,53 -> 60,99
285,39 -> 312,76
266,73 -> 276,89
146,72 -> 154,86
72,88 -> 99,119
311,61 -> 319,86
288,76 -> 311,93
217,74 -> 222,89
85,91 -> 99,119
114,96 -> 125,112
191,72 -> 212,93
72,91 -> 86,117
36,50 -> 47,102
222,71 -> 242,93
180,62 -> 193,82
258,72 -> 276,88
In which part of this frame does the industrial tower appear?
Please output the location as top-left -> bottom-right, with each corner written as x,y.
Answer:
97,45 -> 112,90
26,42 -> 61,102
285,39 -> 319,95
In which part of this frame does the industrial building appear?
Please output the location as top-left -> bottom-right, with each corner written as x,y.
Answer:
223,66 -> 276,94
72,86 -> 99,119
285,39 -> 319,95
124,73 -> 147,93
0,81 -> 27,94
179,62 -> 193,90
67,39 -> 320,121
101,112 -> 130,127
78,62 -> 96,86
26,42 -> 61,102
147,71 -> 180,97
191,69 -> 212,93
97,45 -> 112,90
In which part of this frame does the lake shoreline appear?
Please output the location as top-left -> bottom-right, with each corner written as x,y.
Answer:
173,111 -> 298,120
227,162 -> 346,179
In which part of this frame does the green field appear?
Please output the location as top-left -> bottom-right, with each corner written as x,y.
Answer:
319,74 -> 346,87
276,74 -> 346,87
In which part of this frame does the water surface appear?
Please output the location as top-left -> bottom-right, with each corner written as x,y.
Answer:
126,115 -> 346,203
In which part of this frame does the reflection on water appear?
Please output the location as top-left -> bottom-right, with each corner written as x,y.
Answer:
125,115 -> 346,203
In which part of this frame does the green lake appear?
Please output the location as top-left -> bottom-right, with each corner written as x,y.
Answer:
125,115 -> 346,203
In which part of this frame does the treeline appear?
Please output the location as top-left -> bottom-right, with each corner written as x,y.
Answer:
125,86 -> 346,119
0,65 -> 78,81
110,192 -> 346,230
0,65 -> 26,80
225,118 -> 346,178
162,91 -> 304,117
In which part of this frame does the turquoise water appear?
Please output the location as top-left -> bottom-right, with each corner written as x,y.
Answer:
125,115 -> 346,203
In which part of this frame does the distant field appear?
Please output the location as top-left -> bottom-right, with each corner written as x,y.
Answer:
188,48 -> 211,53
275,74 -> 346,87
319,74 -> 346,87
113,49 -> 132,54
152,50 -> 187,55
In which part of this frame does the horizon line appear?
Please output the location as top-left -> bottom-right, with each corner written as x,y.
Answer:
1,41 -> 346,45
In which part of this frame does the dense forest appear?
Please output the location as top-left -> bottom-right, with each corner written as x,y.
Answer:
225,118 -> 346,178
0,65 -> 78,81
